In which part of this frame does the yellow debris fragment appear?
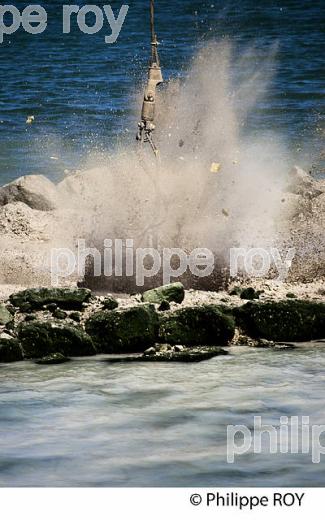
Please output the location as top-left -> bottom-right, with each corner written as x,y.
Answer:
210,162 -> 221,173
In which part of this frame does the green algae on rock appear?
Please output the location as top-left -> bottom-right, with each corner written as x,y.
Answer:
85,304 -> 159,354
35,353 -> 70,365
142,283 -> 185,305
104,345 -> 229,363
10,287 -> 92,311
235,300 -> 325,342
18,321 -> 96,359
159,305 -> 235,346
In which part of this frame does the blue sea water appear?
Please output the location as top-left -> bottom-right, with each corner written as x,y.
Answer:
0,0 -> 324,184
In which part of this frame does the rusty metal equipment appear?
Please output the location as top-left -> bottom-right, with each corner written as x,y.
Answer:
136,0 -> 163,156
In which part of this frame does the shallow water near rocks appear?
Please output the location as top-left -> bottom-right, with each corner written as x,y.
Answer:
1,344 -> 325,487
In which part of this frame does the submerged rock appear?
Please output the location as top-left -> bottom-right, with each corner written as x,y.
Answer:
0,304 -> 13,326
235,300 -> 325,342
18,321 -> 96,359
104,345 -> 228,363
142,282 -> 185,305
85,304 -> 159,354
159,305 -> 235,346
10,287 -> 92,311
0,338 -> 23,363
35,353 -> 70,365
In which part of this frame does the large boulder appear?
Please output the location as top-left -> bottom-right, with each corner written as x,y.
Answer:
0,338 -> 24,363
0,175 -> 58,211
85,304 -> 159,354
142,283 -> 185,305
234,300 -> 325,342
10,287 -> 92,311
18,321 -> 96,359
0,304 -> 13,325
158,305 -> 235,346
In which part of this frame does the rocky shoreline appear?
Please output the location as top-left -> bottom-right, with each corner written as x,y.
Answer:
1,282 -> 324,365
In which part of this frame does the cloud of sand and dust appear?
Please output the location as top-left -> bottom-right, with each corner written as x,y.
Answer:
58,41 -> 292,259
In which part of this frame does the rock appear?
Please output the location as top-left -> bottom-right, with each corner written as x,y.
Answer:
24,315 -> 37,322
46,303 -> 58,312
158,300 -> 171,312
0,338 -> 23,363
53,309 -> 67,320
234,300 -> 325,342
102,296 -> 119,311
85,304 -> 159,354
240,288 -> 261,300
35,353 -> 70,365
0,175 -> 58,211
10,287 -> 92,311
69,312 -> 81,323
104,346 -> 229,363
18,321 -> 96,359
159,305 -> 235,346
19,303 -> 33,313
0,304 -> 13,325
229,286 -> 242,296
286,293 -> 297,299
142,283 -> 185,305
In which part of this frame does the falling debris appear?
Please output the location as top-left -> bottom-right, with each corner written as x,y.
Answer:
210,162 -> 221,173
222,209 -> 229,217
26,115 -> 35,124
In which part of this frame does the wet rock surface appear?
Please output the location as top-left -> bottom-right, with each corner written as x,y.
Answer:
104,344 -> 229,363
159,304 -> 235,346
18,321 -> 96,359
85,304 -> 159,354
35,353 -> 70,365
235,300 -> 325,342
0,338 -> 23,363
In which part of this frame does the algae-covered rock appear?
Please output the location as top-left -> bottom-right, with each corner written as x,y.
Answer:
0,304 -> 13,326
35,353 -> 70,365
142,283 -> 185,305
235,300 -> 325,342
0,338 -> 23,363
10,287 -> 92,311
105,345 -> 229,363
18,321 -> 96,359
85,304 -> 159,353
159,305 -> 235,346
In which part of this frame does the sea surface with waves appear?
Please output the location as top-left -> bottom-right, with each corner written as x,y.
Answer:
1,344 -> 325,487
